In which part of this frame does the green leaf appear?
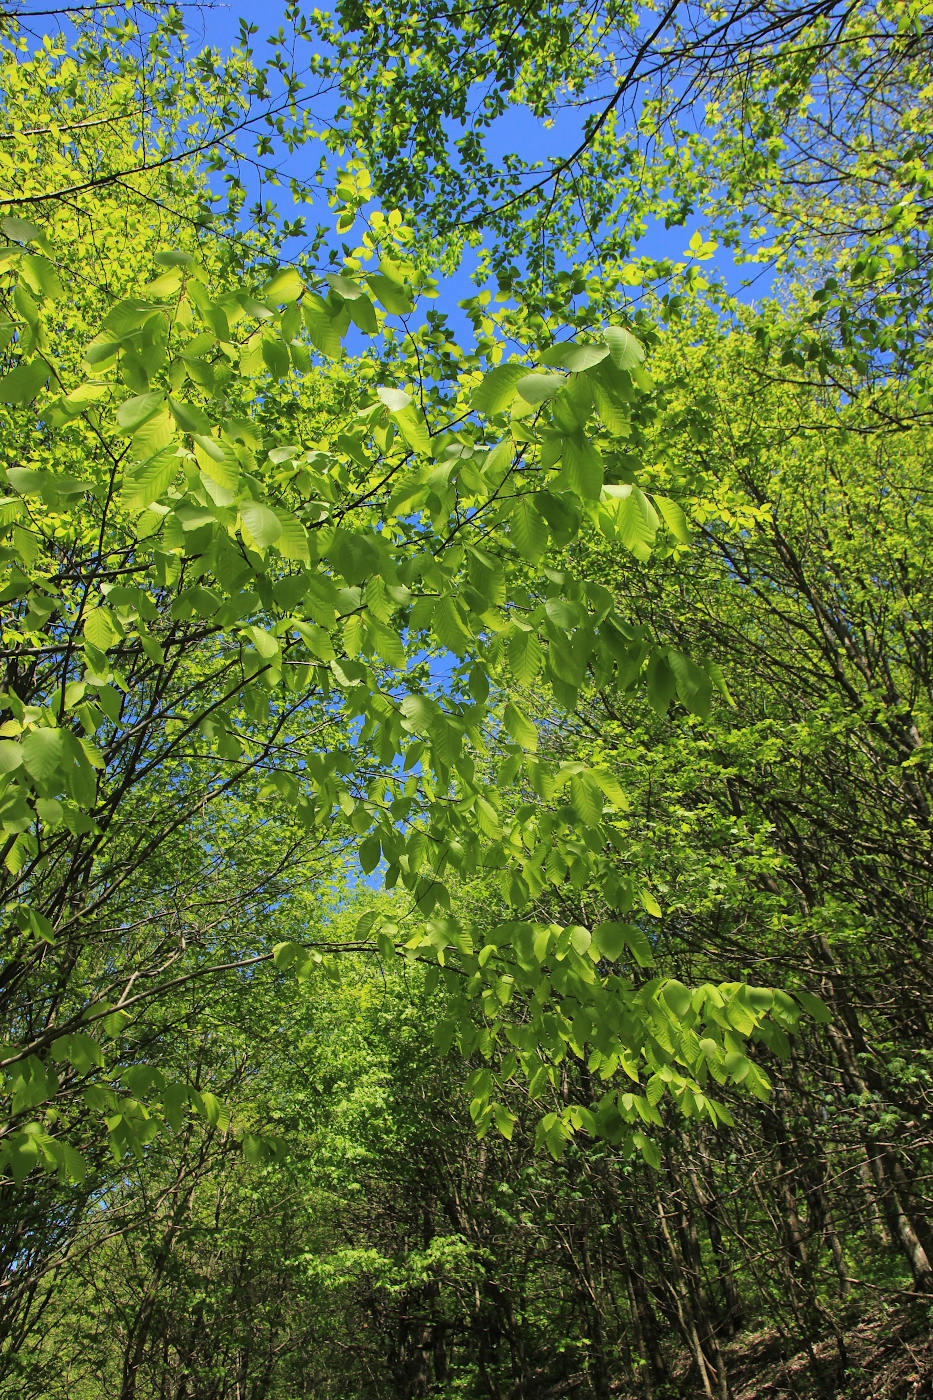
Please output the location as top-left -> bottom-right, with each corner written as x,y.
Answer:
2,215 -> 49,248
48,380 -> 110,422
265,266 -> 304,302
261,336 -> 290,380
275,511 -> 310,563
432,596 -> 472,655
653,494 -> 691,543
84,607 -> 120,651
395,406 -> 431,456
569,924 -> 592,956
794,989 -> 832,1024
540,341 -> 610,372
347,294 -> 378,333
359,836 -> 381,874
0,740 -> 22,773
116,391 -> 165,433
724,1050 -> 752,1083
0,357 -> 49,404
508,628 -> 543,686
368,272 -> 413,315
639,887 -> 662,918
294,621 -> 334,661
561,436 -> 603,499
52,1032 -> 103,1073
503,702 -> 537,751
197,1090 -> 229,1129
646,651 -> 676,716
272,941 -> 300,970
101,297 -> 162,335
154,249 -> 196,268
636,1134 -> 661,1170
515,372 -> 565,405
666,649 -> 712,718
377,386 -> 412,412
241,1133 -> 265,1164
591,378 -> 629,435
302,294 -> 344,359
121,447 -> 179,511
240,501 -> 283,549
472,363 -> 527,415
604,326 -> 645,370
608,485 -> 658,555
21,255 -> 63,302
591,922 -> 627,961
168,396 -> 210,434
323,273 -> 364,301
242,625 -> 280,661
592,921 -> 653,966
569,773 -> 602,825
193,436 -> 239,490
662,980 -> 692,1017
474,795 -> 499,837
7,467 -> 84,501
591,768 -> 629,810
509,499 -> 548,561
493,1103 -> 516,1140
541,1114 -> 569,1160
21,728 -> 67,786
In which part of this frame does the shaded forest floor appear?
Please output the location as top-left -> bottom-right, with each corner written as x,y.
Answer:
609,1298 -> 933,1400
719,1299 -> 933,1400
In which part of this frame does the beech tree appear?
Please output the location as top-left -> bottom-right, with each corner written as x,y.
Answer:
0,3 -> 931,1398
0,4 -> 808,1194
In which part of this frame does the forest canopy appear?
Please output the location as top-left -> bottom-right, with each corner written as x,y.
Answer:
0,1 -> 931,1397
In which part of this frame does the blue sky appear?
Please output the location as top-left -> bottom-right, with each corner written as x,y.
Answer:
169,0 -> 773,309
16,0 -> 777,309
